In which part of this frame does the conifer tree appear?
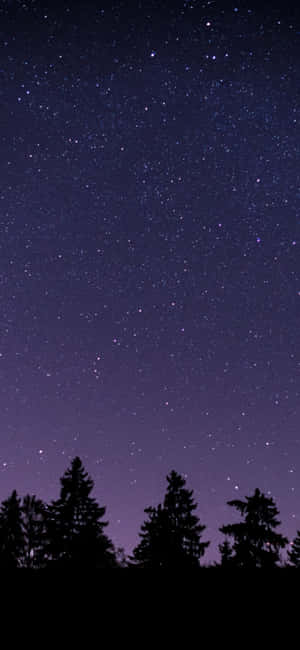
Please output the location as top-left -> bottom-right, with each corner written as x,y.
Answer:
46,456 -> 117,567
287,531 -> 300,567
21,495 -> 47,569
218,538 -> 234,567
131,470 -> 209,568
164,470 -> 209,566
220,488 -> 288,568
130,504 -> 169,568
0,490 -> 24,568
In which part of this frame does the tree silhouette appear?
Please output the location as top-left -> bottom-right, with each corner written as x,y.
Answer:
131,470 -> 209,568
287,531 -> 300,567
218,538 -> 234,567
46,456 -> 117,568
21,495 -> 47,569
220,488 -> 288,568
130,504 -> 169,568
0,490 -> 24,568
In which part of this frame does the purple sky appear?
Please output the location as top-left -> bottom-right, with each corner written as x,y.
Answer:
0,0 -> 299,562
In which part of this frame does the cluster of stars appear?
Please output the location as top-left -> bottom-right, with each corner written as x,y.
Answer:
0,0 -> 298,561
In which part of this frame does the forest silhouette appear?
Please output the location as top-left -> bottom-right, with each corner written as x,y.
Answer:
0,456 -> 296,568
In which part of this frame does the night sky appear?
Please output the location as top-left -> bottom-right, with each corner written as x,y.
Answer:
0,0 -> 299,562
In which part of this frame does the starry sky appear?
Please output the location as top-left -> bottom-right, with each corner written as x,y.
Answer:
0,0 -> 299,562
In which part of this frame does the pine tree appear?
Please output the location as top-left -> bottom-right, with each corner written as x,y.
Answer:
46,457 -> 117,568
131,470 -> 209,568
164,470 -> 209,566
0,490 -> 24,568
218,538 -> 234,567
287,531 -> 300,567
21,495 -> 47,569
220,488 -> 288,568
130,504 -> 169,568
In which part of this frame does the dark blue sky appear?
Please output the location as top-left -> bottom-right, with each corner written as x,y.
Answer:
0,0 -> 299,561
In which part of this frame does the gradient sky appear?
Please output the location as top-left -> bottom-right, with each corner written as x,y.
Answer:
0,0 -> 299,562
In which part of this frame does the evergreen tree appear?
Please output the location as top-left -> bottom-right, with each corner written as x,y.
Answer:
130,504 -> 169,568
46,457 -> 117,568
131,470 -> 209,568
287,531 -> 300,567
164,470 -> 209,566
218,538 -> 234,567
21,495 -> 47,569
0,490 -> 24,568
220,488 -> 288,568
